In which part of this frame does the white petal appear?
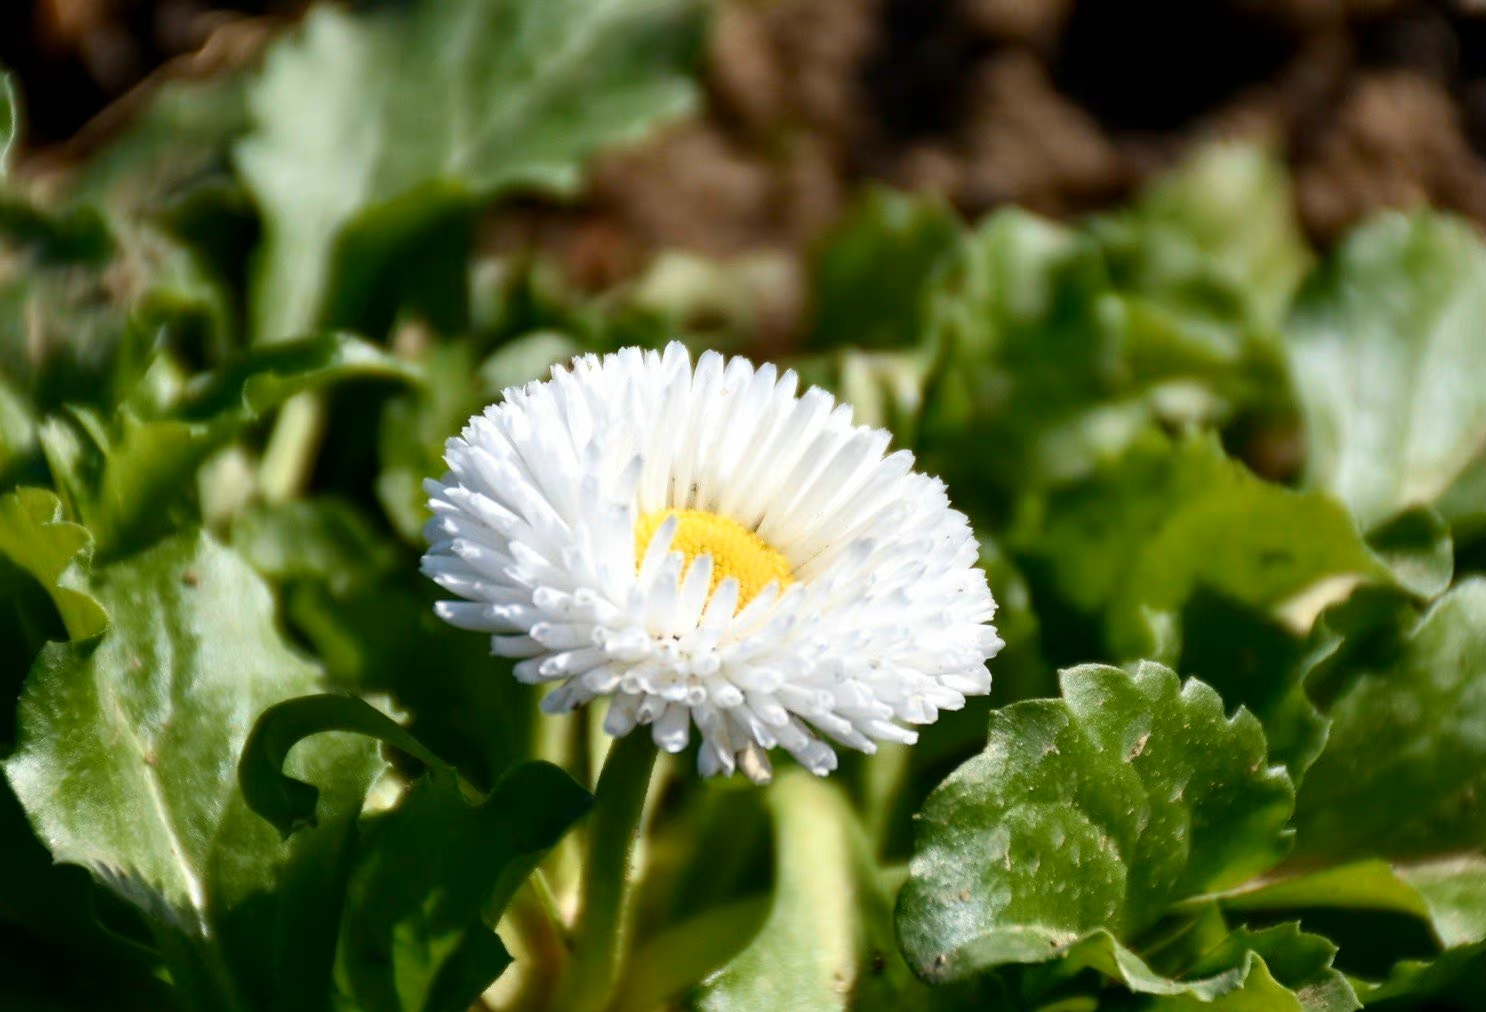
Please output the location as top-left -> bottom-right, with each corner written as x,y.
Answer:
422,341 -> 999,782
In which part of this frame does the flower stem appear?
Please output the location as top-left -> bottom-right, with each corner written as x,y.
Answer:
259,392 -> 326,503
558,731 -> 658,1012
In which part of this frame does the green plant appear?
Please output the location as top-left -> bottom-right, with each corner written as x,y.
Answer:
1,3 -> 1483,1011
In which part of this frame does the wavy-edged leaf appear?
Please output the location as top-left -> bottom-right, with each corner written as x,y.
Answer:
896,662 -> 1294,984
1439,452 -> 1486,543
1294,579 -> 1486,861
1285,212 -> 1486,531
1362,505 -> 1454,601
237,0 -> 704,342
1144,924 -> 1357,1012
918,208 -> 1128,495
1,533 -> 382,1010
1210,583 -> 1486,992
1350,941 -> 1485,1008
919,180 -> 1296,505
1175,589 -> 1329,781
0,487 -> 107,640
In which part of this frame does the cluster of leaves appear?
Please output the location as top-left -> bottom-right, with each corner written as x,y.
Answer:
0,3 -> 1483,1012
816,154 -> 1486,1010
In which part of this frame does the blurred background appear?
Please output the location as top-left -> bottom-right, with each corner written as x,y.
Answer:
5,0 -> 1485,351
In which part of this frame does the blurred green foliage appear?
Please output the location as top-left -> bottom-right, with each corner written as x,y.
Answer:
0,1 -> 1484,1010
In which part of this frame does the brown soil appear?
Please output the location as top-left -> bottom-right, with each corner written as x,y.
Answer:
511,0 -> 1486,297
7,0 -> 1486,317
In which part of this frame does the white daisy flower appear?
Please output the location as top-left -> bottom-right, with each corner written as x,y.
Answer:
422,342 -> 1001,783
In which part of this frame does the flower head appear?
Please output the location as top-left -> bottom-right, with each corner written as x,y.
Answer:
423,343 -> 1000,783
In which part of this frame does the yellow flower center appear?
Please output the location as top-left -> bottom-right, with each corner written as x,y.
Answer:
634,508 -> 794,608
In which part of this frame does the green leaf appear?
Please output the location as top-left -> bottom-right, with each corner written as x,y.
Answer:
237,0 -> 704,342
1351,941 -> 1485,1008
1438,452 -> 1486,542
1012,433 -> 1387,661
0,488 -> 108,640
50,407 -> 216,559
177,331 -> 421,422
615,898 -> 769,1012
1362,506 -> 1454,601
1175,589 -> 1328,781
0,774 -> 177,1007
231,498 -> 398,597
235,690 -> 588,1012
808,185 -> 961,351
1285,213 -> 1486,531
917,209 -> 1127,495
40,333 -> 416,558
896,662 -> 1294,984
336,763 -> 591,1012
2,533 -> 383,1011
1144,924 -> 1358,1012
1094,144 -> 1311,333
1205,583 -> 1486,988
239,693 -> 462,838
0,370 -> 39,483
917,204 -> 1288,509
1225,855 -> 1486,951
1293,580 -> 1486,862
377,341 -> 493,543
67,75 -> 250,219
994,920 -> 1358,1011
699,772 -> 935,1012
376,328 -> 577,542
286,579 -> 535,788
0,70 -> 16,179
0,256 -> 127,413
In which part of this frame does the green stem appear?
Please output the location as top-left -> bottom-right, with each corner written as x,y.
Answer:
501,879 -> 568,1012
259,392 -> 325,503
557,732 -> 658,1012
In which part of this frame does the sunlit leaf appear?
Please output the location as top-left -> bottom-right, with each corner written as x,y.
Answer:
2,533 -> 382,1011
896,662 -> 1294,984
0,487 -> 107,640
1285,213 -> 1486,531
237,0 -> 704,342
